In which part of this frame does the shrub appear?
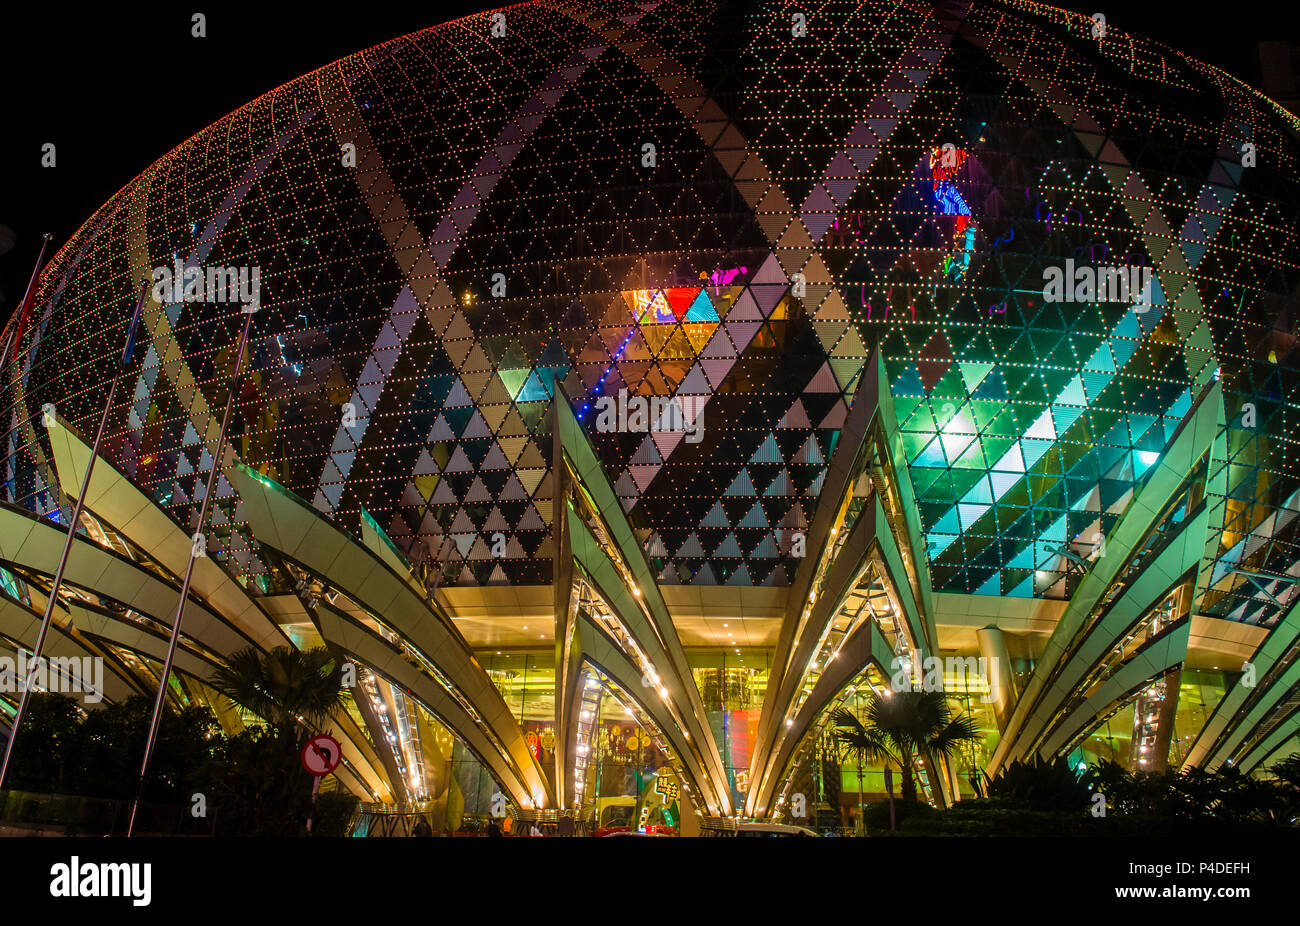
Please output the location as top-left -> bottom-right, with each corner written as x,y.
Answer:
862,798 -> 935,832
983,756 -> 1091,811
311,791 -> 360,837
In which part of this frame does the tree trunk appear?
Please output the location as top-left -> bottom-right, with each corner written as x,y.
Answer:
855,754 -> 864,835
901,755 -> 917,802
920,747 -> 948,809
883,765 -> 896,832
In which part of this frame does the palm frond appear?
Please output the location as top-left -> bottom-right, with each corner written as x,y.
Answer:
209,645 -> 344,732
830,706 -> 899,766
928,713 -> 982,758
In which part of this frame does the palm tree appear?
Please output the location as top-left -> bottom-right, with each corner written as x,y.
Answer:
209,646 -> 348,834
832,690 -> 981,828
209,645 -> 344,747
1269,753 -> 1300,791
832,714 -> 875,832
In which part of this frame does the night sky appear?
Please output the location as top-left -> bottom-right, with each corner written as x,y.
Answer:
0,1 -> 1278,322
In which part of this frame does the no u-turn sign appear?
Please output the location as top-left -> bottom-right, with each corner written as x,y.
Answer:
301,734 -> 342,777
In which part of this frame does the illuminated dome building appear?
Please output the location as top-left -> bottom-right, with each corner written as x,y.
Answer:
2,0 -> 1298,831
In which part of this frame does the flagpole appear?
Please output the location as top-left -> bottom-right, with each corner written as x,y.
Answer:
128,301 -> 255,835
0,232 -> 51,372
0,275 -> 148,791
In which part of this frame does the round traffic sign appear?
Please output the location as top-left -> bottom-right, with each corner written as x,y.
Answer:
301,733 -> 342,776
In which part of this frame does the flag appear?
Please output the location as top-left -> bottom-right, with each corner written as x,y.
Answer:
120,280 -> 148,366
9,266 -> 42,363
9,234 -> 52,363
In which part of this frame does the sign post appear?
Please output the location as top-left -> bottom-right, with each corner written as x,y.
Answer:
301,734 -> 342,833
